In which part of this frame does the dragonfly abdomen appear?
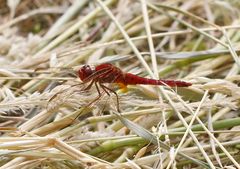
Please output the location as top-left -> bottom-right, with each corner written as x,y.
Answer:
124,73 -> 191,87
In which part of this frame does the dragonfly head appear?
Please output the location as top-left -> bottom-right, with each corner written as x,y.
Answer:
78,65 -> 94,81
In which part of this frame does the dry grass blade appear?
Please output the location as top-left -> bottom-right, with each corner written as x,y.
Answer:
96,0 -> 154,77
45,0 -> 89,38
114,112 -> 210,168
0,7 -> 65,33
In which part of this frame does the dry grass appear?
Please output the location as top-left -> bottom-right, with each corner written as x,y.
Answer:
0,0 -> 240,168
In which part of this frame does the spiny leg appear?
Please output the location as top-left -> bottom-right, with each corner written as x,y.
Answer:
100,84 -> 121,113
95,81 -> 101,96
94,82 -> 109,115
72,81 -> 107,122
72,83 -> 105,122
98,71 -> 123,113
100,83 -> 110,96
83,79 -> 95,91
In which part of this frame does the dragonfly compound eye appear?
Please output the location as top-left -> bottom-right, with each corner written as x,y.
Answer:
78,65 -> 94,81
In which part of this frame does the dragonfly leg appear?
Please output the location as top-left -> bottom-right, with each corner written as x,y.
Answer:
94,82 -> 109,115
84,80 -> 95,91
100,84 -> 120,113
99,83 -> 110,96
95,81 -> 101,96
72,83 -> 105,122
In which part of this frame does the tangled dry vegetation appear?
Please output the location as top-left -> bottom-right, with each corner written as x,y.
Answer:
1,0 -> 240,168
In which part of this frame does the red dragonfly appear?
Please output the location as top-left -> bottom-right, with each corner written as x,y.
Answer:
49,63 -> 191,116
79,63 -> 191,88
78,63 -> 191,112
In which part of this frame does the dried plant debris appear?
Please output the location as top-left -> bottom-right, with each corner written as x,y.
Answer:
1,0 -> 240,168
